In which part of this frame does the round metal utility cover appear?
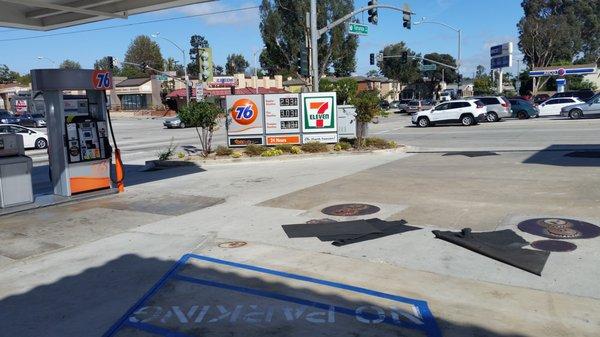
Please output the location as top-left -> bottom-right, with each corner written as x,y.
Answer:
531,240 -> 577,252
518,218 -> 600,239
321,203 -> 381,217
306,218 -> 338,225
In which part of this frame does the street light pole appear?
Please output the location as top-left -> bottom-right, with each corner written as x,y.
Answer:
37,56 -> 57,67
151,33 -> 189,104
413,18 -> 462,93
310,0 -> 319,92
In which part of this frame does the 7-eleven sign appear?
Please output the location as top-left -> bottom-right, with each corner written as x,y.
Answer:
302,93 -> 337,133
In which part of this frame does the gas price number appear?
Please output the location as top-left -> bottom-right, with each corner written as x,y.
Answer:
280,121 -> 298,130
280,109 -> 298,118
279,97 -> 298,107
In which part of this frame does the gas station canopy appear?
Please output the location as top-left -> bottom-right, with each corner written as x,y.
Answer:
0,0 -> 212,31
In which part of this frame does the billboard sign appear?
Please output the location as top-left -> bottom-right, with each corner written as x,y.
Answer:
226,94 -> 264,136
490,42 -> 512,57
301,92 -> 337,133
491,54 -> 512,69
264,93 -> 301,134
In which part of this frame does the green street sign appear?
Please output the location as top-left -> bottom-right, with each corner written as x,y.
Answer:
420,64 -> 437,71
349,23 -> 368,36
156,74 -> 169,81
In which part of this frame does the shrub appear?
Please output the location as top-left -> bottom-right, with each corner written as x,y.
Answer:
177,152 -> 185,159
333,144 -> 342,151
290,146 -> 302,154
215,145 -> 233,156
301,141 -> 329,153
156,137 -> 177,161
231,151 -> 242,158
178,101 -> 224,156
364,137 -> 393,149
339,137 -> 356,147
337,141 -> 352,151
261,148 -> 284,157
244,144 -> 266,156
275,144 -> 294,153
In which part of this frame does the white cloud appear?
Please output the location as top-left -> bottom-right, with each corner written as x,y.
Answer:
175,1 -> 259,26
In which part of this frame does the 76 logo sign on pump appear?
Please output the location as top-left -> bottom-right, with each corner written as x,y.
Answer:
226,95 -> 264,136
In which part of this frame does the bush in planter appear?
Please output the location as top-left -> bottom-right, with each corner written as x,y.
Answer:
261,148 -> 284,157
231,151 -> 242,158
215,145 -> 233,156
301,142 -> 328,153
290,146 -> 302,154
365,137 -> 395,149
244,144 -> 267,156
337,141 -> 352,150
275,144 -> 294,153
333,143 -> 342,151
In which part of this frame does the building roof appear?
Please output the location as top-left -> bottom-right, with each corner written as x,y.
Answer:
167,87 -> 289,99
0,0 -> 212,31
283,78 -> 306,86
115,78 -> 151,87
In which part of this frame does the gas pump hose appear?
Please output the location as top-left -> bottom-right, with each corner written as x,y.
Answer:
106,108 -> 125,192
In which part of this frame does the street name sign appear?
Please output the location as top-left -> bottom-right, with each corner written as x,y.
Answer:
349,23 -> 368,36
420,64 -> 437,71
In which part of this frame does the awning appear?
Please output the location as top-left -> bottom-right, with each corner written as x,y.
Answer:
167,87 -> 289,99
0,0 -> 213,31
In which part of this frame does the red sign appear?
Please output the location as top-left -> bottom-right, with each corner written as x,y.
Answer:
92,70 -> 112,90
230,98 -> 259,126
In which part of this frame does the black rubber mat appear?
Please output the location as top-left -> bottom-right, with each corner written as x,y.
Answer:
432,228 -> 550,276
564,151 -> 600,158
443,151 -> 499,157
329,219 -> 420,246
282,219 -> 382,238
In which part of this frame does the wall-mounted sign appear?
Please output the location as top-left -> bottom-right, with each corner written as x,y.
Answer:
303,133 -> 338,144
195,83 -> 204,102
266,135 -> 301,145
210,76 -> 238,87
301,92 -> 337,133
529,66 -> 597,77
228,136 -> 264,147
264,93 -> 301,134
91,70 -> 112,90
226,94 -> 264,135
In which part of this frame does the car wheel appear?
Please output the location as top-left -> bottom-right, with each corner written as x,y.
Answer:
417,117 -> 430,127
569,109 -> 583,119
400,109 -> 407,114
517,111 -> 528,119
486,112 -> 498,122
35,138 -> 48,149
461,114 -> 475,126
179,122 -> 186,128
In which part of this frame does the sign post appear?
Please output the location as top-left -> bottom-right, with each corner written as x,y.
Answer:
348,23 -> 369,36
490,42 -> 513,93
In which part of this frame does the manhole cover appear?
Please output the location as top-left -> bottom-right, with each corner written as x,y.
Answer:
518,218 -> 600,239
565,151 -> 600,158
321,203 -> 380,217
531,240 -> 577,252
218,241 -> 247,248
306,218 -> 338,224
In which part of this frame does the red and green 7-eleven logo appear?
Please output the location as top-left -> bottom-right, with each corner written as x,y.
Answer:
303,96 -> 335,130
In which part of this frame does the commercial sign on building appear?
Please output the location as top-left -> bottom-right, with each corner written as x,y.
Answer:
211,76 -> 238,87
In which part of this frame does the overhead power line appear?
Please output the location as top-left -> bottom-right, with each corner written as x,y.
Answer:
0,6 -> 259,42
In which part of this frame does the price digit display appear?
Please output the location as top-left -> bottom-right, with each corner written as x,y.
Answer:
280,97 -> 298,106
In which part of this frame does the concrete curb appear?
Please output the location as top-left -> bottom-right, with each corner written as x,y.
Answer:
144,146 -> 408,168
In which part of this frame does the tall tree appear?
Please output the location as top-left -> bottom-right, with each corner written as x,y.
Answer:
60,59 -> 81,70
377,42 -> 421,84
122,35 -> 164,78
259,0 -> 358,80
0,64 -> 18,84
225,54 -> 250,75
94,56 -> 121,75
187,35 -> 210,77
164,57 -> 184,76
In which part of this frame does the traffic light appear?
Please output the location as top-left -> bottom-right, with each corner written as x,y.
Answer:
107,56 -> 114,70
187,85 -> 193,99
367,0 -> 378,25
369,53 -> 375,65
403,10 -> 411,29
298,44 -> 309,77
401,51 -> 408,64
198,47 -> 213,82
139,62 -> 147,71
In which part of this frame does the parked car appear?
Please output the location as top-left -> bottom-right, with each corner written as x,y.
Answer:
18,113 -> 46,128
0,109 -> 20,124
533,94 -> 550,105
538,97 -> 583,117
390,99 -> 412,113
0,124 -> 48,149
411,99 -> 486,127
550,90 -> 595,102
379,100 -> 390,110
163,116 -> 187,129
560,93 -> 600,119
508,99 -> 539,119
406,100 -> 424,114
473,96 -> 511,122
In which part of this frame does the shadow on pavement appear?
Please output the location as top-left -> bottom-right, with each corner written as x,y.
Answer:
0,254 -> 532,337
32,164 -> 205,195
523,145 -> 600,167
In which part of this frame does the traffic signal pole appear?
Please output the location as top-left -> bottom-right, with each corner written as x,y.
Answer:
309,1 -> 415,92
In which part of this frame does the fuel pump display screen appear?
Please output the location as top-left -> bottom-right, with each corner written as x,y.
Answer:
264,93 -> 301,134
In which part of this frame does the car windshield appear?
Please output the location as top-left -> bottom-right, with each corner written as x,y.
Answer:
584,93 -> 600,103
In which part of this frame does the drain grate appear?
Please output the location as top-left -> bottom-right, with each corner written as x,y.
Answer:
564,151 -> 600,158
443,151 -> 499,158
518,218 -> 600,239
531,240 -> 577,252
321,203 -> 381,217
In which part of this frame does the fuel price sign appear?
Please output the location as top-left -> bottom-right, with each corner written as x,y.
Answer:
264,93 -> 301,134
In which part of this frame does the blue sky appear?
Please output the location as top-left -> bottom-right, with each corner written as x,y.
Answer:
0,0 -> 524,78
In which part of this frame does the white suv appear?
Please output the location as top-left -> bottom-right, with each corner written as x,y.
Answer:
411,99 -> 486,127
